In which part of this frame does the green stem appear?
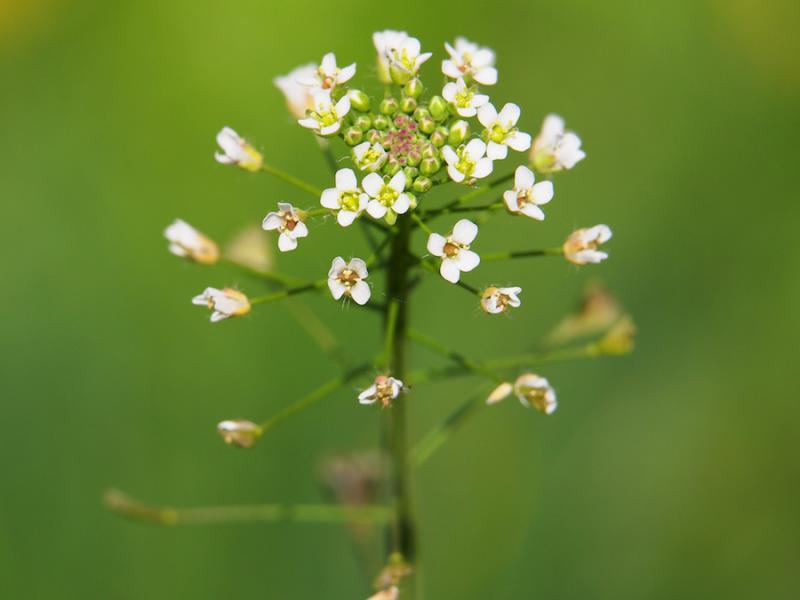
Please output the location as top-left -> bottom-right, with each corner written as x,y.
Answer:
481,247 -> 563,263
261,163 -> 321,197
410,213 -> 433,235
411,393 -> 484,467
406,327 -> 503,384
437,171 -> 515,212
412,255 -> 481,297
220,256 -> 309,287
249,280 -> 326,305
419,202 -> 505,220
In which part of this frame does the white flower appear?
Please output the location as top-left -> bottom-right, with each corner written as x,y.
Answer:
481,286 -> 522,314
442,77 -> 489,117
383,35 -> 432,83
358,375 -> 403,407
426,219 -> 481,283
373,30 -> 409,84
297,52 -> 356,91
214,127 -> 263,172
563,225 -> 612,265
320,169 -> 368,226
514,374 -> 557,414
164,219 -> 219,265
442,37 -> 498,85
442,139 -> 493,183
531,114 -> 586,172
192,287 -> 251,322
261,202 -> 308,252
327,257 -> 371,305
274,63 -> 318,119
478,102 -> 531,160
502,165 -> 554,221
217,420 -> 262,448
362,171 -> 410,221
352,141 -> 387,172
298,90 -> 350,136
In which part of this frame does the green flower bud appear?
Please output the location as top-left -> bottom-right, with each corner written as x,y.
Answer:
380,98 -> 399,116
405,192 -> 418,209
389,63 -> 412,85
448,120 -> 470,145
348,89 -> 371,112
429,95 -> 448,120
343,127 -> 363,146
373,114 -> 391,130
366,129 -> 382,145
407,150 -> 421,167
418,116 -> 436,135
420,143 -> 437,159
400,96 -> 417,114
403,166 -> 419,181
413,107 -> 430,122
430,126 -> 448,147
383,158 -> 402,176
412,176 -> 432,193
404,78 -> 424,99
385,210 -> 398,225
420,157 -> 441,176
353,115 -> 372,130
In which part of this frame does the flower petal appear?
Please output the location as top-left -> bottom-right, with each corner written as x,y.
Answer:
262,213 -> 283,230
515,165 -> 535,189
486,141 -> 507,161
362,173 -> 383,198
426,233 -> 446,256
328,278 -> 346,299
278,233 -> 297,252
465,138 -> 487,161
472,158 -> 493,179
441,146 -> 458,165
337,210 -> 358,227
336,168 -> 357,191
392,193 -> 410,214
477,103 -> 498,128
440,258 -> 461,283
498,103 -> 521,126
389,170 -> 406,192
455,249 -> 480,272
320,188 -> 341,209
350,280 -> 371,305
532,181 -> 554,205
366,200 -> 387,219
506,131 -> 532,152
452,219 -> 478,245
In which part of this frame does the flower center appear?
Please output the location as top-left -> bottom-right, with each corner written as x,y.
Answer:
454,87 -> 474,108
456,148 -> 476,175
516,189 -> 532,208
443,241 -> 462,257
280,211 -> 298,232
378,184 -> 399,207
340,191 -> 361,212
337,268 -> 360,287
489,124 -> 508,143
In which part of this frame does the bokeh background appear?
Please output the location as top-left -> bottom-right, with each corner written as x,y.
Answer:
2,0 -> 799,598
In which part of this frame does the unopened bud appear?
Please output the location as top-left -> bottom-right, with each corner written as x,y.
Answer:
389,62 -> 412,85
413,107 -> 430,122
406,150 -> 421,167
430,126 -> 448,147
412,176 -> 432,193
448,120 -> 469,145
403,166 -> 419,181
217,420 -> 262,448
486,382 -> 513,405
348,89 -> 371,112
404,78 -> 424,98
400,96 -> 417,114
353,115 -> 372,130
366,129 -> 383,144
420,143 -> 437,159
373,114 -> 391,130
420,157 -> 441,176
379,97 -> 399,116
405,192 -> 418,209
428,95 -> 448,120
418,115 -> 436,135
383,158 -> 402,176
344,127 -> 363,146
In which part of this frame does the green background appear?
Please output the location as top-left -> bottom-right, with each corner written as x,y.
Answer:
1,0 -> 798,598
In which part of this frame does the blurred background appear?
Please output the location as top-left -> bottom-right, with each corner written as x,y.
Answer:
1,0 -> 799,598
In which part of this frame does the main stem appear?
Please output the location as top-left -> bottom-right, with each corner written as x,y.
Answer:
383,214 -> 417,577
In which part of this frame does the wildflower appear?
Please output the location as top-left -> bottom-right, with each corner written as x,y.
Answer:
426,219 -> 480,283
298,90 -> 351,136
191,287 -> 251,322
367,588 -> 399,600
442,77 -> 489,118
164,219 -> 219,265
373,30 -> 409,84
442,139 -> 493,182
214,127 -> 263,172
384,35 -> 432,84
486,382 -> 513,405
320,169 -> 369,226
481,286 -> 522,314
297,52 -> 356,91
362,171 -> 411,222
531,114 -> 586,172
563,225 -> 612,265
502,165 -> 553,221
261,202 -> 308,252
478,102 -> 531,160
328,257 -> 371,305
217,420 -> 262,448
442,37 -> 498,85
358,375 -> 404,407
514,374 -> 557,414
352,141 -> 387,172
274,63 -> 318,118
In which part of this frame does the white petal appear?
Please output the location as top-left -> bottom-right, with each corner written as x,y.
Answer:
442,82 -> 457,102
474,67 -> 498,85
262,213 -> 283,231
292,221 -> 308,238
278,233 -> 297,252
352,141 -> 369,161
465,138 -> 486,161
366,200 -> 387,219
472,94 -> 490,108
498,103 -> 520,126
362,173 -> 383,198
321,52 -> 337,74
319,122 -> 341,136
336,168 -> 357,191
328,256 -> 346,277
515,165 -> 535,189
486,141 -> 507,161
503,190 -> 519,212
358,385 -> 377,404
389,170 -> 406,192
426,233 -> 446,256
540,114 -> 565,145
214,152 -> 234,164
456,105 -> 477,118
210,311 -> 229,323
440,258 -> 461,283
447,165 -> 465,182
506,131 -> 532,152
337,210 -> 358,227
472,158 -> 493,179
298,118 -> 318,130
328,278 -> 346,299
320,188 -> 341,209
334,95 -> 351,117
348,258 -> 368,278
442,60 -> 460,79
350,281 -> 371,305
339,63 -> 356,83
472,48 -> 495,68
392,193 -> 410,214
441,146 -> 458,165
532,181 -> 554,205
455,249 -> 480,272
452,219 -> 478,245
477,103 -> 498,128
520,203 -> 545,221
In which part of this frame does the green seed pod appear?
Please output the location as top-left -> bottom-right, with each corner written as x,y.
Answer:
403,166 -> 419,181
400,96 -> 417,114
420,157 -> 441,176
429,95 -> 448,120
448,120 -> 470,145
412,176 -> 433,193
343,127 -> 363,146
404,78 -> 424,99
348,89 -> 371,112
353,115 -> 372,130
373,114 -> 391,130
418,116 -> 436,135
380,98 -> 399,116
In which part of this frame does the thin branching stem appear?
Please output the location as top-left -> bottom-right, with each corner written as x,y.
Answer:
220,256 -> 309,287
419,201 -> 505,220
406,327 -> 504,384
249,280 -> 326,305
261,163 -> 322,197
436,171 -> 515,212
481,247 -> 564,262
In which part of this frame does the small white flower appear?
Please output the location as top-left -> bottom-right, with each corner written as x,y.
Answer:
362,171 -> 411,221
442,77 -> 489,117
481,286 -> 522,315
274,63 -> 318,119
217,420 -> 262,448
320,169 -> 368,227
486,381 -> 513,405
531,114 -> 586,172
513,374 -> 557,414
261,202 -> 308,252
442,37 -> 498,85
426,219 -> 481,283
442,139 -> 493,183
164,219 -> 219,265
478,102 -> 531,160
214,127 -> 263,172
298,90 -> 351,136
373,30 -> 409,84
384,35 -> 432,83
352,141 -> 388,172
563,225 -> 612,265
327,257 -> 371,305
297,52 -> 356,91
358,375 -> 404,407
192,287 -> 251,323
502,165 -> 554,221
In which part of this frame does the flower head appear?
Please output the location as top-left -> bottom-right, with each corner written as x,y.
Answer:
261,202 -> 308,252
217,420 -> 262,448
442,37 -> 498,85
478,102 -> 531,160
320,168 -> 369,227
164,219 -> 219,265
383,34 -> 432,84
502,165 -> 554,221
481,286 -> 522,314
442,139 -> 493,183
352,141 -> 387,172
214,127 -> 263,172
531,114 -> 586,172
513,374 -> 557,414
373,30 -> 409,84
358,375 -> 404,407
427,219 -> 480,283
297,52 -> 356,91
563,225 -> 612,265
363,171 -> 410,222
442,77 -> 489,117
192,287 -> 251,322
274,63 -> 318,118
298,90 -> 351,136
328,257 -> 370,305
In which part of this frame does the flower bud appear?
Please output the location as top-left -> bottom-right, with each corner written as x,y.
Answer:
448,120 -> 470,145
399,96 -> 417,114
383,158 -> 402,176
420,143 -> 437,159
403,166 -> 419,181
418,115 -> 436,135
486,382 -> 513,405
343,126 -> 363,146
373,114 -> 391,130
347,89 -> 371,112
413,107 -> 430,122
366,129 -> 383,144
385,210 -> 398,225
217,419 -> 262,448
379,97 -> 399,116
353,115 -> 372,130
412,176 -> 432,193
420,157 -> 441,176
428,95 -> 448,120
404,77 -> 424,98
405,192 -> 418,209
406,150 -> 421,167
430,126 -> 448,147
389,62 -> 412,85
164,219 -> 220,265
